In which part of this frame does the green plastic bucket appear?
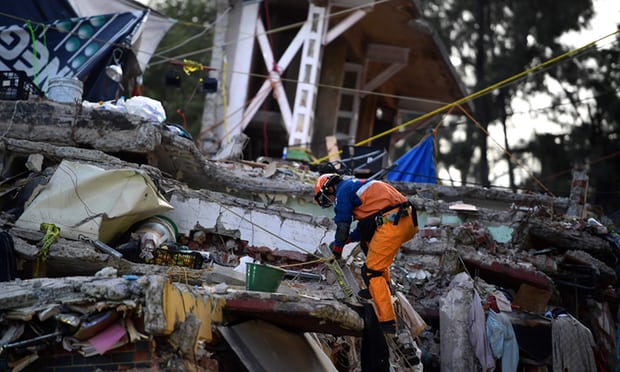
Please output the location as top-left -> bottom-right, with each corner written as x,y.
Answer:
245,263 -> 286,292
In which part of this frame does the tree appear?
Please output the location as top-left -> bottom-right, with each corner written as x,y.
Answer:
142,0 -> 216,139
419,0 -> 595,189
530,31 -> 620,221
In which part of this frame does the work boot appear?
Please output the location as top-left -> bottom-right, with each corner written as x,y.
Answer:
380,320 -> 396,335
358,288 -> 372,299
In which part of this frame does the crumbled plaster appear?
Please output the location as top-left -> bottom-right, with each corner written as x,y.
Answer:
164,193 -> 335,254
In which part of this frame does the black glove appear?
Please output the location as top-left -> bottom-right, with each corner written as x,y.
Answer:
329,241 -> 343,259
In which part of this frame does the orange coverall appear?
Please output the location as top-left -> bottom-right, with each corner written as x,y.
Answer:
332,178 -> 418,323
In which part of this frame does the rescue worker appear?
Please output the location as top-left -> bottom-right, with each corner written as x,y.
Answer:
314,173 -> 418,334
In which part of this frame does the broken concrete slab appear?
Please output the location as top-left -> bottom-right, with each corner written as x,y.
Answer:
218,320 -> 338,372
0,100 -> 160,152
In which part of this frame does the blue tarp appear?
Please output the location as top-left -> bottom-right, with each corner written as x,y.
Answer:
386,134 -> 436,183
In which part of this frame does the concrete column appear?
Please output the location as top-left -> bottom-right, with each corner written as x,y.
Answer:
201,0 -> 231,156
567,166 -> 589,219
203,0 -> 261,149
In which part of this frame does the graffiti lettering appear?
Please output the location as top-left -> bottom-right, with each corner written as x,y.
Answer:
0,28 -> 29,60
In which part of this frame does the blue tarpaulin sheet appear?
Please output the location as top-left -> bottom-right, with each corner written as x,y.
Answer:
386,134 -> 436,183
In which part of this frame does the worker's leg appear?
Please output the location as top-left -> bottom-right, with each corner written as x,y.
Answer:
365,215 -> 417,324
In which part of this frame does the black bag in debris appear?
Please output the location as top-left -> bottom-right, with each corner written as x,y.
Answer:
0,230 -> 17,281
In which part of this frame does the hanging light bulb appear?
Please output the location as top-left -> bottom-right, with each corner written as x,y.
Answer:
106,64 -> 123,82
106,48 -> 124,82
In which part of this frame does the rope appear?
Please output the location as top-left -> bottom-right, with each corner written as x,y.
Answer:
455,104 -> 555,196
25,20 -> 48,89
279,257 -> 328,268
33,223 -> 60,277
311,28 -> 620,165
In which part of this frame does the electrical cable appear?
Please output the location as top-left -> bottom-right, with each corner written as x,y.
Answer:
456,104 -> 555,196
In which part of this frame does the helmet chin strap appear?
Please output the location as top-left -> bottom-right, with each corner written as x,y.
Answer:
314,173 -> 340,207
316,190 -> 333,208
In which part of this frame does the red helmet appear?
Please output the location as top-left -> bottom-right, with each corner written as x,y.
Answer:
314,173 -> 341,208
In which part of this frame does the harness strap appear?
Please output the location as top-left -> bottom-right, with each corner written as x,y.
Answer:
357,201 -> 418,242
378,201 -> 417,226
361,263 -> 383,287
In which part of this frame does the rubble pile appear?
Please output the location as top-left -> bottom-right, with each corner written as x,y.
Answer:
0,100 -> 619,371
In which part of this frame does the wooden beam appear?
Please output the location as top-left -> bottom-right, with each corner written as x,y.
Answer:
255,20 -> 293,131
246,19 -> 313,135
278,22 -> 311,70
362,63 -> 405,96
237,80 -> 272,133
325,135 -> 341,163
323,9 -> 367,45
366,44 -> 409,64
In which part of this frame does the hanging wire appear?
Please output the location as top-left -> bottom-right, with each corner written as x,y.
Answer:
3,6 -> 616,123
147,0 -> 393,68
153,6 -> 231,57
204,32 -> 618,150
312,27 -> 620,165
4,7 -> 619,196
455,104 -> 555,196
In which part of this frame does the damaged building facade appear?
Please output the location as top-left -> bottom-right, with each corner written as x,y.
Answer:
0,0 -> 619,371
0,99 -> 619,371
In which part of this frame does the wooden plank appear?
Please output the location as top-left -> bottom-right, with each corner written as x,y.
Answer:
512,283 -> 551,314
325,135 -> 341,163
323,9 -> 367,45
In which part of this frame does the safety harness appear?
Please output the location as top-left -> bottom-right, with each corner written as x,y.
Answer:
358,201 -> 418,287
357,201 -> 418,248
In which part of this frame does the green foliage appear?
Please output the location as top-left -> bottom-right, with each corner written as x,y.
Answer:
142,0 -> 216,139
